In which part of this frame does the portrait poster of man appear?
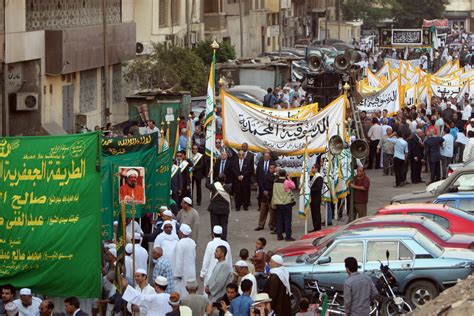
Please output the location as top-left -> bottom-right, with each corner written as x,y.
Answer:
119,167 -> 146,204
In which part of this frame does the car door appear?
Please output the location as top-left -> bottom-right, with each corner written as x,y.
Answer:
311,241 -> 365,292
364,240 -> 414,292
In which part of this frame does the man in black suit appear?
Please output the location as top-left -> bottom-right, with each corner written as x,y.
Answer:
39,299 -> 65,316
64,297 -> 89,316
171,150 -> 193,205
241,143 -> 255,172
409,129 -> 424,184
233,150 -> 252,211
214,151 -> 234,184
309,164 -> 323,232
191,144 -> 205,206
256,151 -> 274,208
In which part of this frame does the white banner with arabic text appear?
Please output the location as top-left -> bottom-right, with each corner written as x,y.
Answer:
358,79 -> 400,114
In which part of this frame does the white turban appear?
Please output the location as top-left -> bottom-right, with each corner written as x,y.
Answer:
126,169 -> 139,178
179,224 -> 192,236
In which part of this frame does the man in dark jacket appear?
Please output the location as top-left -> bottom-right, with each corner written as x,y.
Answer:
214,151 -> 234,184
206,173 -> 232,240
233,150 -> 253,211
409,129 -> 424,184
191,144 -> 206,206
171,151 -> 193,206
309,164 -> 323,232
255,163 -> 276,231
424,131 -> 444,183
264,255 -> 291,316
256,151 -> 274,208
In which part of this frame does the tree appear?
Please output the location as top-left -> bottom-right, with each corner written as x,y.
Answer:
392,0 -> 445,28
340,0 -> 393,29
193,38 -> 236,65
124,43 -> 207,96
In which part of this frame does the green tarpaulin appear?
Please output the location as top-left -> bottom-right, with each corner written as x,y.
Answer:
0,133 -> 101,297
100,133 -> 172,240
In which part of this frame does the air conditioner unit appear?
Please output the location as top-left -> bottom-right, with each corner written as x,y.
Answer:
14,92 -> 39,111
136,42 -> 152,55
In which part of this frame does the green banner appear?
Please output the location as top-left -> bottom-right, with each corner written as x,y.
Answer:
101,148 -> 172,240
102,132 -> 158,156
0,133 -> 101,298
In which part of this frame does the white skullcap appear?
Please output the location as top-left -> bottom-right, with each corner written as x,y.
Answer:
4,302 -> 17,315
161,220 -> 173,229
135,268 -> 147,275
154,276 -> 168,286
160,206 -> 168,211
271,254 -> 284,265
108,248 -> 117,258
126,169 -> 139,177
134,233 -> 142,240
182,197 -> 192,205
19,288 -> 32,296
234,260 -> 249,267
213,225 -> 223,234
105,243 -> 116,250
180,223 -> 192,235
113,221 -> 118,226
125,243 -> 133,254
163,210 -> 173,217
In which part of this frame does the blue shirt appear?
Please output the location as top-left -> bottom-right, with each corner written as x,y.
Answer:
152,257 -> 174,293
178,135 -> 187,151
441,134 -> 454,158
230,293 -> 253,316
387,138 -> 408,160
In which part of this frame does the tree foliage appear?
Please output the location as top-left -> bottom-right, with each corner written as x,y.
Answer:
193,38 -> 236,65
392,0 -> 446,28
341,0 -> 445,29
124,43 -> 207,96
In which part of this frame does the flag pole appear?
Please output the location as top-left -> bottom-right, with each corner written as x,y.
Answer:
304,134 -> 308,235
207,40 -> 219,184
131,201 -> 136,287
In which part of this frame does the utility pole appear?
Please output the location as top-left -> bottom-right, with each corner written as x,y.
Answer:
278,0 -> 282,55
2,0 -> 7,136
324,0 -> 328,45
102,0 -> 109,125
238,0 -> 244,57
185,0 -> 190,48
337,0 -> 341,40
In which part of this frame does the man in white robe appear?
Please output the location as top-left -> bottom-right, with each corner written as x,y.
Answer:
235,260 -> 258,300
133,233 -> 148,272
122,276 -> 172,316
173,223 -> 196,299
126,218 -> 143,243
126,269 -> 156,316
153,220 -> 179,264
199,226 -> 232,289
124,244 -> 134,285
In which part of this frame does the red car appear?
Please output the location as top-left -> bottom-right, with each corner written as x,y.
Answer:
276,215 -> 474,258
376,203 -> 474,234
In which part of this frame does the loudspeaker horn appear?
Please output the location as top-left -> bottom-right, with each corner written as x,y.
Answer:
350,139 -> 369,159
307,53 -> 323,72
345,49 -> 362,64
334,54 -> 350,70
328,135 -> 344,156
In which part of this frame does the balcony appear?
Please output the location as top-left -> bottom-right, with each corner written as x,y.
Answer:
45,22 -> 136,75
204,13 -> 227,32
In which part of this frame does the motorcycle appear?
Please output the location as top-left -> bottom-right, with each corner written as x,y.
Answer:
373,250 -> 412,315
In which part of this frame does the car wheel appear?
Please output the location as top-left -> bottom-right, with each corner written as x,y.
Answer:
290,283 -> 302,314
406,280 -> 438,308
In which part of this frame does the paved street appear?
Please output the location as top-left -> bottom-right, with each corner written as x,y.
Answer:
192,169 -> 427,273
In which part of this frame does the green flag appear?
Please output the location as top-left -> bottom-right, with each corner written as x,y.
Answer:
0,132 -> 102,297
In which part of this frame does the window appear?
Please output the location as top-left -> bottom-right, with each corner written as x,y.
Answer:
171,0 -> 181,26
453,173 -> 474,191
367,241 -> 398,262
399,243 -> 413,260
458,199 -> 474,211
412,212 -> 450,231
326,242 -> 363,263
159,0 -> 170,27
437,199 -> 456,207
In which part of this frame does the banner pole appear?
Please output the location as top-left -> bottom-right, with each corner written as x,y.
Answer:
131,202 -> 136,287
119,202 -> 127,293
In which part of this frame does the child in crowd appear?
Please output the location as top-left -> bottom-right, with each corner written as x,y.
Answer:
251,237 -> 267,275
295,298 -> 314,316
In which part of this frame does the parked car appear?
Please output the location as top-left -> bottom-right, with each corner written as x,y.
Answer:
286,228 -> 474,311
276,215 -> 474,259
390,167 -> 474,204
447,158 -> 474,176
433,192 -> 474,214
376,204 -> 474,234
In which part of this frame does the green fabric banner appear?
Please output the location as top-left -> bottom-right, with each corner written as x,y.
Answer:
102,132 -> 158,156
0,133 -> 101,298
100,148 -> 172,240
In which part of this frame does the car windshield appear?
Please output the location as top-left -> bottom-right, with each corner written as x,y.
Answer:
422,219 -> 452,241
447,206 -> 474,220
312,225 -> 349,247
414,232 -> 443,257
452,173 -> 474,191
307,244 -> 329,262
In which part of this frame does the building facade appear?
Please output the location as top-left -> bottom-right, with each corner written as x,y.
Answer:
0,0 -> 136,136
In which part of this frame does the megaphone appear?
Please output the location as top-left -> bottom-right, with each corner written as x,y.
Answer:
334,54 -> 350,71
350,139 -> 369,159
307,53 -> 323,72
328,135 -> 345,156
345,49 -> 362,64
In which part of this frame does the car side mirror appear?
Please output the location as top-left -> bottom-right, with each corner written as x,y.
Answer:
317,256 -> 331,265
448,185 -> 459,193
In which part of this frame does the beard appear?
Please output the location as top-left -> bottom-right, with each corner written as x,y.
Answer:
127,180 -> 137,188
